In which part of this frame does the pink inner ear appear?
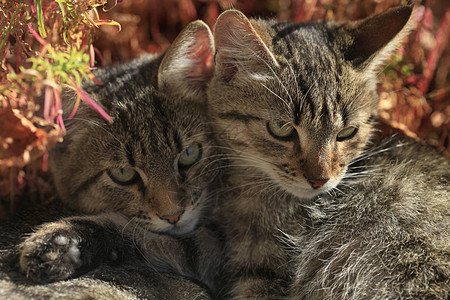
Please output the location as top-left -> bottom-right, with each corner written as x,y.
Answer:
214,11 -> 253,49
187,31 -> 214,81
214,10 -> 276,81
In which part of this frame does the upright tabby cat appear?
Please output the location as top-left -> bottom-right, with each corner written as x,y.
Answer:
207,5 -> 448,299
17,20 -> 222,290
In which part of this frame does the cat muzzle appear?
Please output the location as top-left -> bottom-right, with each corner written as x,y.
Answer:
307,178 -> 329,189
159,209 -> 185,224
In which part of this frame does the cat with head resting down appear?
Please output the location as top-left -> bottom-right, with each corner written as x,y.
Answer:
206,4 -> 449,299
1,20 -> 223,298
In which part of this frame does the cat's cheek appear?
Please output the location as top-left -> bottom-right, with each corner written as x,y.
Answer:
228,127 -> 250,147
183,159 -> 220,192
335,126 -> 372,169
212,116 -> 253,149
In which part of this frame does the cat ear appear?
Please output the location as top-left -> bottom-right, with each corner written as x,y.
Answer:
339,5 -> 416,72
158,20 -> 214,100
214,9 -> 278,82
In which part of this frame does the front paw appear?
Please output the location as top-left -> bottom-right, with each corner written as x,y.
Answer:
20,222 -> 83,282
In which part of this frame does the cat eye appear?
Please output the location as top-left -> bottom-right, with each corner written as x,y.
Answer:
178,144 -> 202,168
336,126 -> 358,142
108,168 -> 138,185
267,121 -> 295,140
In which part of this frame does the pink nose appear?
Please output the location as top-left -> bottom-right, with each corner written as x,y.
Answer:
308,178 -> 329,189
160,210 -> 184,224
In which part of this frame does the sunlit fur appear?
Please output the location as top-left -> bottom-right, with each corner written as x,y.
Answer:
206,6 -> 425,299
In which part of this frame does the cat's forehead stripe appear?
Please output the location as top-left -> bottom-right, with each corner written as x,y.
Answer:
125,144 -> 135,167
271,23 -> 306,57
218,111 -> 263,123
113,98 -> 189,169
271,22 -> 305,42
173,130 -> 183,153
140,140 -> 148,157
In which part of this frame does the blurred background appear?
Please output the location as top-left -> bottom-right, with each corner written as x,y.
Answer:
0,0 -> 449,217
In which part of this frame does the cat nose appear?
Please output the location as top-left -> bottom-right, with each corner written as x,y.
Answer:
307,178 -> 329,189
160,210 -> 185,224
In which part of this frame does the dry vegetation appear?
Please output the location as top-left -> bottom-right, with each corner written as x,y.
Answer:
0,0 -> 449,217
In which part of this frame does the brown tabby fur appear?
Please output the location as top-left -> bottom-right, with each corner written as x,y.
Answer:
1,20 -> 221,299
2,6 -> 449,300
206,5 -> 448,299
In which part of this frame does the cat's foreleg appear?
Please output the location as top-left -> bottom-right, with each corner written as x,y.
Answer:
138,225 -> 224,292
19,212 -> 224,291
19,212 -> 133,282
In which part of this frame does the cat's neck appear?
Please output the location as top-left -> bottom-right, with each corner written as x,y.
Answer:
221,163 -> 309,241
225,164 -> 305,207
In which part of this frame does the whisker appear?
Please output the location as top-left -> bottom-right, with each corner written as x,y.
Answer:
260,82 -> 292,113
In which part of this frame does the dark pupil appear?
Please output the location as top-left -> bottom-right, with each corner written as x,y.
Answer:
185,148 -> 193,156
120,168 -> 125,174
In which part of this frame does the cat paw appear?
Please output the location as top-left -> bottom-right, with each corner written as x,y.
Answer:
20,223 -> 83,282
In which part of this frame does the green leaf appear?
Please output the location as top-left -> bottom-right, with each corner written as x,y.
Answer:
401,64 -> 412,76
35,0 -> 47,39
65,0 -> 77,19
0,2 -> 23,53
56,1 -> 69,45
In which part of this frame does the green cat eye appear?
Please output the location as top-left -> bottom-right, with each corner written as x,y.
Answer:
337,126 -> 358,142
108,168 -> 138,185
267,121 -> 295,140
178,144 -> 202,168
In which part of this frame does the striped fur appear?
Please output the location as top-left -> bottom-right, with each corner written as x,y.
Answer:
17,21 -> 223,293
206,6 -> 432,299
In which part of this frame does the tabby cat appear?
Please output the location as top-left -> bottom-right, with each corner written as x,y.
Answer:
17,20 -> 222,291
206,5 -> 448,299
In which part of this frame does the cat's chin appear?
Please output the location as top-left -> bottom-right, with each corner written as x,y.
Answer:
149,208 -> 201,236
276,177 -> 340,200
166,222 -> 197,236
282,185 -> 323,200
